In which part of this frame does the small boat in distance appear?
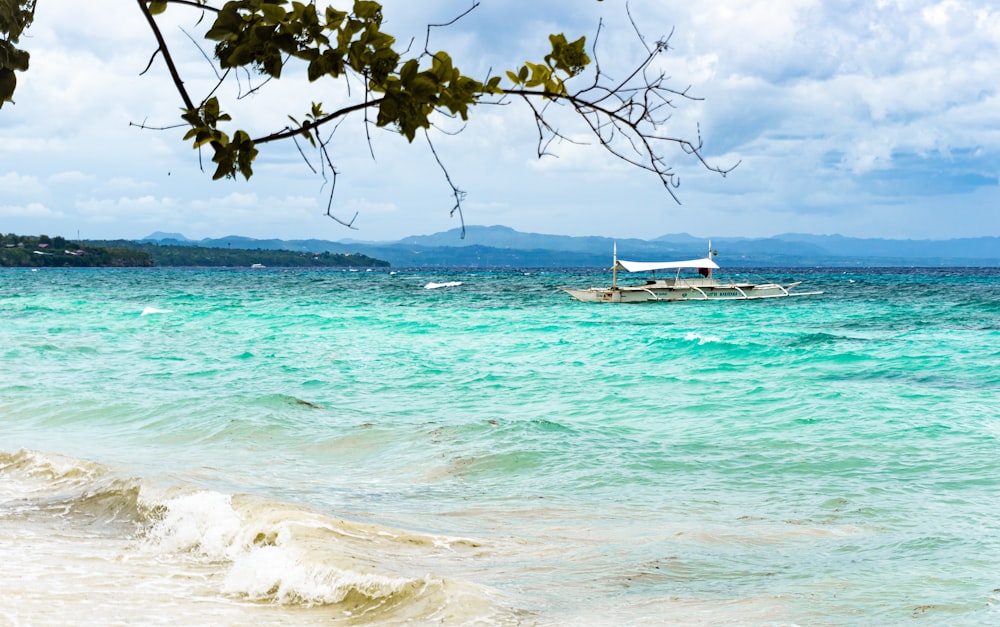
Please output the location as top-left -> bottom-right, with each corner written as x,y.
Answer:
559,243 -> 822,303
250,263 -> 265,269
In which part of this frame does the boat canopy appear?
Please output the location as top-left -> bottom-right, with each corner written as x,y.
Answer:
614,258 -> 720,273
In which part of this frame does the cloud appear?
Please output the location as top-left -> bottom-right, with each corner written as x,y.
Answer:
95,177 -> 156,193
190,192 -> 260,210
47,171 -> 95,185
0,203 -> 61,218
5,0 -> 999,241
76,195 -> 178,224
1,172 -> 44,193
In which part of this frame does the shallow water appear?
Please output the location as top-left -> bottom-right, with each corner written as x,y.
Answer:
2,266 -> 999,625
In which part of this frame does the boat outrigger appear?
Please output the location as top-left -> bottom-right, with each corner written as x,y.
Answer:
559,243 -> 822,303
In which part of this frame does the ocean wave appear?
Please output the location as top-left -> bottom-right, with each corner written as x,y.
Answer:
0,448 -> 111,500
684,331 -> 722,345
1,448 -> 513,624
138,490 -> 508,621
140,306 -> 172,316
423,281 -> 462,290
787,331 -> 850,346
0,449 -> 147,536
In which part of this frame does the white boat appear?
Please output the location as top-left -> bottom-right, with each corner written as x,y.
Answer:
559,243 -> 822,303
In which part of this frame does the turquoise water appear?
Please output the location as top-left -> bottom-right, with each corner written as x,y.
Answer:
1,266 -> 999,625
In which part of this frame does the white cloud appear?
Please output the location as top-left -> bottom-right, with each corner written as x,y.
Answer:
0,203 -> 60,218
4,0 -> 999,241
47,171 -> 95,185
190,192 -> 260,210
1,172 -> 44,193
76,196 -> 178,222
96,177 -> 156,193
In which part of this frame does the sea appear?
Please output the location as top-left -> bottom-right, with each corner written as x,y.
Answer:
1,265 -> 998,626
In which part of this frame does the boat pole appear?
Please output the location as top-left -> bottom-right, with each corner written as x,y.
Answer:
612,242 -> 618,289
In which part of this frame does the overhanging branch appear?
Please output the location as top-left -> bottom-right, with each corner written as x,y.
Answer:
132,0 -> 734,230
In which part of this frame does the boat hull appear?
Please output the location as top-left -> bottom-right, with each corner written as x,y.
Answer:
560,243 -> 823,303
559,283 -> 821,303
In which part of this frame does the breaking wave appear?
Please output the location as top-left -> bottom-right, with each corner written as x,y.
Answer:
684,331 -> 722,345
0,449 -> 516,624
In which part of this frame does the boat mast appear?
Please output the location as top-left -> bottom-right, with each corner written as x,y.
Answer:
612,242 -> 618,289
707,240 -> 717,279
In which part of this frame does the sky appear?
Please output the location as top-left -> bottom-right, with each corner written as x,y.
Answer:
2,0 -> 999,243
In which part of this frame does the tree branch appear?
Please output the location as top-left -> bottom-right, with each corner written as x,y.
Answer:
252,97 -> 387,145
424,128 -> 466,239
130,0 -> 733,230
136,0 -> 196,112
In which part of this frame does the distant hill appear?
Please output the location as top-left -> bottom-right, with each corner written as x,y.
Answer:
94,240 -> 388,268
143,231 -> 191,242
2,234 -> 153,267
138,226 -> 1000,267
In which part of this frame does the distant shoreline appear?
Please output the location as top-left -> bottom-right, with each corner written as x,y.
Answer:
89,240 -> 390,269
1,234 -> 389,268
135,227 -> 1000,268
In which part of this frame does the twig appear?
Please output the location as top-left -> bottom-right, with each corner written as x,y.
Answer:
424,128 -> 466,239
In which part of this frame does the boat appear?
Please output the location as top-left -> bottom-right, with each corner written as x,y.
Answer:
250,263 -> 265,269
559,243 -> 822,303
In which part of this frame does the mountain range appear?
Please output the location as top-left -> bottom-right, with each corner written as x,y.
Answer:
140,226 -> 1000,267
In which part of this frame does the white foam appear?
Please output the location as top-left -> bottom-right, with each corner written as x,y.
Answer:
140,306 -> 172,316
223,544 -> 415,605
144,490 -> 243,558
684,331 -> 721,345
141,490 -> 425,607
0,449 -> 107,500
423,281 -> 462,290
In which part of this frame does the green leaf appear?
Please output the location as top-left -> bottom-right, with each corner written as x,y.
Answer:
525,62 -> 550,88
260,3 -> 286,23
204,26 -> 234,42
206,5 -> 243,41
204,97 -> 220,118
307,57 -> 327,81
192,129 -> 215,148
0,46 -> 31,72
212,162 -> 230,180
400,58 -> 419,84
325,7 -> 348,28
353,0 -> 382,21
410,74 -> 437,100
148,1 -> 168,15
232,130 -> 258,180
430,52 -> 452,80
0,69 -> 16,107
545,33 -> 590,77
376,96 -> 397,125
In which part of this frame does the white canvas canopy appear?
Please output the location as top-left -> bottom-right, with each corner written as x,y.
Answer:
614,258 -> 720,273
